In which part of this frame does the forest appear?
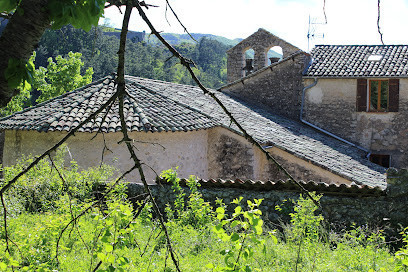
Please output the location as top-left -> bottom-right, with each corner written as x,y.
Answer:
35,25 -> 231,89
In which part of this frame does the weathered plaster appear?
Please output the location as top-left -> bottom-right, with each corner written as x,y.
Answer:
207,127 -> 255,179
266,147 -> 352,185
3,129 -> 209,184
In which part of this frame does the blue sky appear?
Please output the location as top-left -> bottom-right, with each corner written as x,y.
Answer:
103,0 -> 408,51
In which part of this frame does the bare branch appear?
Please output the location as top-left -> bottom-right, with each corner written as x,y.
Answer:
164,0 -> 197,42
323,0 -> 328,24
377,0 -> 384,45
0,193 -> 10,253
0,90 -> 118,196
115,2 -> 181,270
55,163 -> 138,259
48,155 -> 90,256
133,0 -> 320,208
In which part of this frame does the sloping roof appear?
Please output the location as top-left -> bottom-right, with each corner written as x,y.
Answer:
128,76 -> 386,189
304,45 -> 408,78
0,75 -> 386,188
0,76 -> 216,133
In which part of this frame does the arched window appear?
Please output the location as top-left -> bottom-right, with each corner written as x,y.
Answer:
266,46 -> 283,66
242,48 -> 255,77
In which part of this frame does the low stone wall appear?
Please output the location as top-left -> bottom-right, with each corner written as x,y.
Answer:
127,176 -> 408,232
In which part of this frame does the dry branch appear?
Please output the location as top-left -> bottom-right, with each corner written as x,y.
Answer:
115,1 -> 181,270
133,0 -> 320,207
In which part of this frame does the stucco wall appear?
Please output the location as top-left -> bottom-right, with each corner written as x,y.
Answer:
303,78 -> 408,168
222,53 -> 308,120
3,129 -> 209,184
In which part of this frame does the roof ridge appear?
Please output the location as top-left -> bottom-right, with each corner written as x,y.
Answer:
125,77 -> 221,125
123,85 -> 152,131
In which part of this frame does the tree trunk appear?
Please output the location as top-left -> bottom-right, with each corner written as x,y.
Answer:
0,0 -> 51,107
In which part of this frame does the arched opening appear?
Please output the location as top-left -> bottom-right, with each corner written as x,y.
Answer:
242,48 -> 255,77
266,46 -> 283,66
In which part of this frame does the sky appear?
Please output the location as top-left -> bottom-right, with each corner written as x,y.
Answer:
102,0 -> 408,51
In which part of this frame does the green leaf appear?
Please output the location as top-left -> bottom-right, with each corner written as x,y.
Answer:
105,244 -> 113,252
230,232 -> 240,242
0,262 -> 7,270
205,263 -> 215,269
0,0 -> 18,12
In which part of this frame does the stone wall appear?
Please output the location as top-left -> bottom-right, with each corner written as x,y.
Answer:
127,176 -> 408,231
227,28 -> 301,83
303,78 -> 408,168
222,53 -> 309,120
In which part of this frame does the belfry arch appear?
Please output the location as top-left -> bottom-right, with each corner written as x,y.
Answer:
227,28 -> 300,83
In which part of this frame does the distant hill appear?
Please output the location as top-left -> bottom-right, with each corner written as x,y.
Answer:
145,33 -> 243,47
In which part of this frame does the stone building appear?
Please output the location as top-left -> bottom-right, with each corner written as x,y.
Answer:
0,75 -> 385,188
221,28 -> 408,169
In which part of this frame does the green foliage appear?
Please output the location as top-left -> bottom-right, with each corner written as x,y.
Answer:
288,193 -> 324,242
0,0 -> 18,13
4,57 -> 34,90
395,227 -> 408,271
210,197 -> 266,271
35,51 -> 93,103
1,51 -> 93,116
1,144 -> 115,214
48,0 -> 105,31
161,168 -> 214,228
34,26 -> 230,88
0,165 -> 404,271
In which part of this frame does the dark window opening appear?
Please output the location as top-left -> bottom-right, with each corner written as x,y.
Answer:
369,154 -> 390,168
369,80 -> 389,112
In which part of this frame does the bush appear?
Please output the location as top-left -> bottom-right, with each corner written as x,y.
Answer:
161,168 -> 214,229
1,144 -> 117,215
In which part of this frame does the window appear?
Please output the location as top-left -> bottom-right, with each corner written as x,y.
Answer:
356,78 -> 399,112
369,80 -> 388,112
369,154 -> 390,168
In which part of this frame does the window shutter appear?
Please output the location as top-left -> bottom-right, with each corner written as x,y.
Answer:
356,79 -> 367,112
388,79 -> 399,112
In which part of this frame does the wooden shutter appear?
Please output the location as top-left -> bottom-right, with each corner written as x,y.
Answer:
388,79 -> 399,112
356,78 -> 367,112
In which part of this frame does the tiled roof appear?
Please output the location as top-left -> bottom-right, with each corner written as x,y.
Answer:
157,178 -> 385,196
304,45 -> 408,77
129,76 -> 386,189
0,75 -> 387,188
0,76 -> 217,133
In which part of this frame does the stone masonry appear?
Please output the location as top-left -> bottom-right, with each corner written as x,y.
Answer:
226,28 -> 301,83
222,52 -> 310,120
303,78 -> 408,168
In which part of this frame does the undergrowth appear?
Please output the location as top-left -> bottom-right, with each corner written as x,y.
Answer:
0,161 -> 406,271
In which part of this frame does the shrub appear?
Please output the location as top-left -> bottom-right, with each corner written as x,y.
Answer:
161,168 -> 214,228
1,144 -> 117,215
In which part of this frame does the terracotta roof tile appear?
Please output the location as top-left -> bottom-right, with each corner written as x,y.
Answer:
305,45 -> 408,77
158,178 -> 385,195
0,76 -> 217,133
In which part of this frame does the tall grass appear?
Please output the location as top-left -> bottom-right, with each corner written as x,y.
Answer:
0,161 -> 407,271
